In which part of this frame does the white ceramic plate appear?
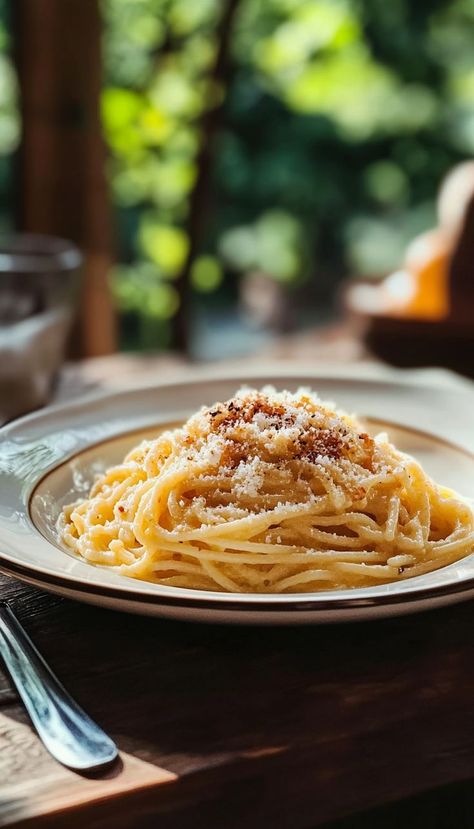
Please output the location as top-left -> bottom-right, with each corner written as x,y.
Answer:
1,368 -> 474,624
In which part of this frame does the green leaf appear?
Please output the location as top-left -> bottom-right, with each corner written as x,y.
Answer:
139,219 -> 190,276
191,255 -> 223,292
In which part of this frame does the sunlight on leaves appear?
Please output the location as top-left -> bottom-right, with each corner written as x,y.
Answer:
139,218 -> 190,276
364,161 -> 409,206
99,0 -> 471,348
255,0 -> 359,75
191,255 -> 223,291
112,261 -> 180,318
220,210 -> 305,283
0,52 -> 19,155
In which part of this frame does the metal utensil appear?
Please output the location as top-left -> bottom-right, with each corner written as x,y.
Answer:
0,602 -> 118,771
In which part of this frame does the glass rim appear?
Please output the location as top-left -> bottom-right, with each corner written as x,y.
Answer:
0,233 -> 83,274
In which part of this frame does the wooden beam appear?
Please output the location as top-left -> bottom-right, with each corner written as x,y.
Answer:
14,0 -> 117,357
173,0 -> 241,353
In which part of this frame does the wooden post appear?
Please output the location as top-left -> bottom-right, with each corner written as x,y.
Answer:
173,0 -> 240,353
14,0 -> 117,357
448,194 -> 474,325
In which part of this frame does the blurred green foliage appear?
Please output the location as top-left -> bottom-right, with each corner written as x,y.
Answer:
101,0 -> 474,347
0,0 -> 20,233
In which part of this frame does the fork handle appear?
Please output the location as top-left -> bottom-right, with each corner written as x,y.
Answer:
0,602 -> 118,771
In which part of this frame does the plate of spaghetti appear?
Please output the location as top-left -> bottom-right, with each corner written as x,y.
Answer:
1,369 -> 474,623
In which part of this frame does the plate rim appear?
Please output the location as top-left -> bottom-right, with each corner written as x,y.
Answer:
4,361 -> 473,439
2,550 -> 474,612
1,368 -> 474,616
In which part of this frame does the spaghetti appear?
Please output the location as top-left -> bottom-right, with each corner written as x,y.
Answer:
60,387 -> 474,592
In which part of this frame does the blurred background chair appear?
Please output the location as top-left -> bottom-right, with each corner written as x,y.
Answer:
345,163 -> 474,377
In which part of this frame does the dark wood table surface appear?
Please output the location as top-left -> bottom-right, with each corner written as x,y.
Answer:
1,353 -> 474,828
2,572 -> 474,829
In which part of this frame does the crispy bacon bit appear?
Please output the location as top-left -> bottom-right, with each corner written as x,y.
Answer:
204,390 -> 376,472
300,429 -> 343,462
208,396 -> 294,432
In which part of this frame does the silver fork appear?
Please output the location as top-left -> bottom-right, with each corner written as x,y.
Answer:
0,601 -> 118,771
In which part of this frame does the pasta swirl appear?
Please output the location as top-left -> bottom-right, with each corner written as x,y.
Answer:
60,387 -> 474,592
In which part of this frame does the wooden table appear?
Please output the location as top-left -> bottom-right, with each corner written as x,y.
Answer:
2,354 -> 474,828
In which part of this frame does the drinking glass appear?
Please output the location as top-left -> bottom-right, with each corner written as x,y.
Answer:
0,234 -> 82,422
